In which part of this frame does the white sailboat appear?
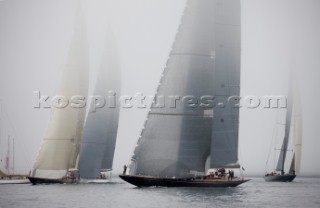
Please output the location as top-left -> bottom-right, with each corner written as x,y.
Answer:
0,101 -> 29,184
28,4 -> 89,185
264,72 -> 302,182
78,26 -> 121,183
120,0 -> 249,187
0,136 -> 14,178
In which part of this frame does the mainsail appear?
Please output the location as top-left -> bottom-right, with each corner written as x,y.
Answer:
276,78 -> 293,172
130,0 -> 241,178
78,28 -> 121,179
209,0 -> 241,169
31,6 -> 89,179
293,83 -> 302,174
272,68 -> 302,175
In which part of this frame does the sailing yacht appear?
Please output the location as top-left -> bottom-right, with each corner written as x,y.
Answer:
0,101 -> 29,184
0,136 -> 29,183
78,27 -> 121,183
119,0 -> 249,187
264,73 -> 302,182
28,5 -> 89,185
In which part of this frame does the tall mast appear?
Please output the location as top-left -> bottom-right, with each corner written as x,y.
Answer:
12,137 -> 14,175
293,85 -> 302,174
7,136 -> 10,174
276,74 -> 293,173
0,100 -> 2,155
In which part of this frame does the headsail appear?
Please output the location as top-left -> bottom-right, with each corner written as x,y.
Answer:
289,153 -> 295,174
78,27 -> 121,179
293,79 -> 302,174
209,0 -> 241,169
31,5 -> 89,179
130,0 -> 241,178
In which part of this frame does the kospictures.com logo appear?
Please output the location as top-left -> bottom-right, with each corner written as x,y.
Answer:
33,91 -> 288,112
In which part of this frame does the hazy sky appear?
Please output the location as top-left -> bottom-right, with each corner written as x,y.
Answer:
0,0 -> 319,176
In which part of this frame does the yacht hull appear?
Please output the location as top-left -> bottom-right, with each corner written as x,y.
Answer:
28,177 -> 78,185
119,174 -> 249,188
80,178 -> 111,184
0,179 -> 30,184
263,174 -> 296,182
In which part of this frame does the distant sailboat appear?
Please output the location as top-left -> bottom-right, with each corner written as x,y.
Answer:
119,0 -> 249,187
28,5 -> 89,185
0,137 -> 29,184
264,73 -> 302,182
78,27 -> 121,183
0,102 -> 29,183
0,136 -> 15,178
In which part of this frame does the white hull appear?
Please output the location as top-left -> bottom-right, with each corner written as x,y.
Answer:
80,178 -> 111,184
0,179 -> 30,184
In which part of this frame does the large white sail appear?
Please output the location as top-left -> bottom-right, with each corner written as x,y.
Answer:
130,0 -> 241,178
78,27 -> 121,179
31,5 -> 89,179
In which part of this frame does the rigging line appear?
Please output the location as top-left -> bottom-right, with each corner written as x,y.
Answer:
2,101 -> 33,171
265,113 -> 279,173
0,100 -> 2,159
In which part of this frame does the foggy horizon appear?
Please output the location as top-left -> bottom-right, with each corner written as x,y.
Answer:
1,0 -> 320,177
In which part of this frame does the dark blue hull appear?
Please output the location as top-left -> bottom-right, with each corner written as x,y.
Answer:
28,177 -> 78,185
119,174 -> 250,187
263,174 -> 296,182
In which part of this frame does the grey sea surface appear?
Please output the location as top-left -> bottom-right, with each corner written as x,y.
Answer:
1,177 -> 319,208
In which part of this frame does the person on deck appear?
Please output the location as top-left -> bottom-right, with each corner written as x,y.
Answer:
123,165 -> 127,175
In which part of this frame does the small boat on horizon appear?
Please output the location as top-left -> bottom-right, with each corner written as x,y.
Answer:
264,70 -> 302,182
0,170 -> 29,184
0,102 -> 30,184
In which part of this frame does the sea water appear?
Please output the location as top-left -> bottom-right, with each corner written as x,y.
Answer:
1,177 -> 320,208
